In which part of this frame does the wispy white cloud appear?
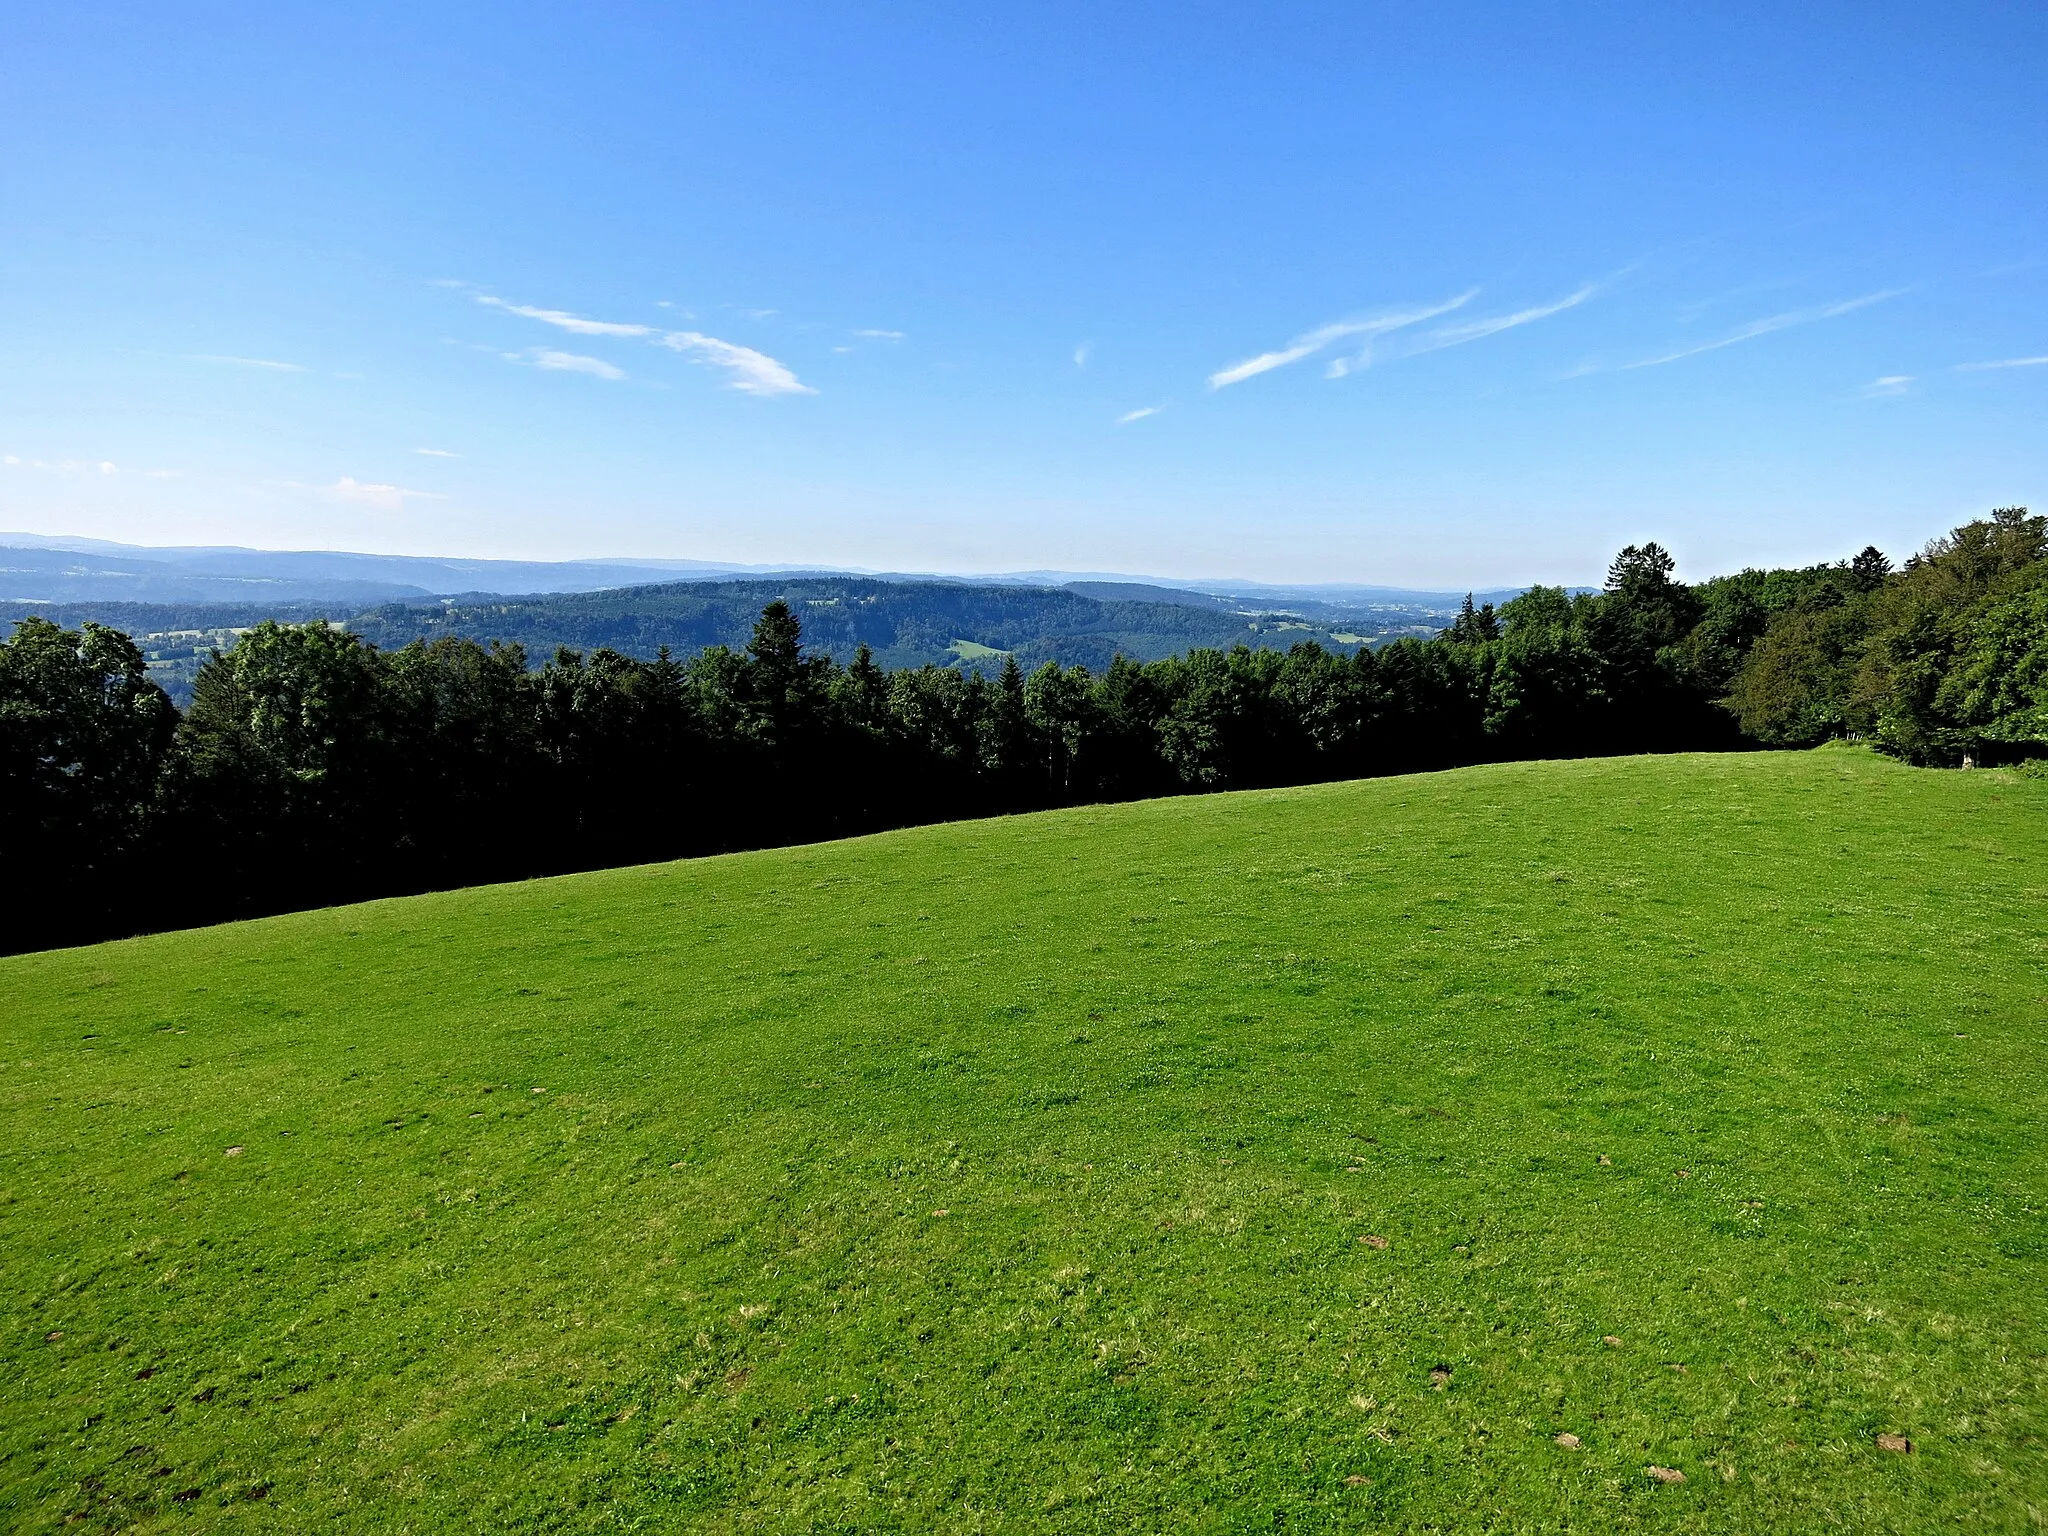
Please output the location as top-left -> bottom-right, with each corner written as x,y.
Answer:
513,348 -> 626,380
327,476 -> 444,510
661,332 -> 813,396
1621,290 -> 1903,370
1860,374 -> 1913,398
1955,353 -> 2048,371
477,295 -> 653,338
1116,405 -> 1162,425
1329,282 -> 1607,376
469,291 -> 810,396
1418,284 -> 1599,351
414,447 -> 460,457
854,328 -> 904,341
1073,343 -> 1092,369
1209,292 -> 1477,390
192,354 -> 308,372
4,454 -> 124,474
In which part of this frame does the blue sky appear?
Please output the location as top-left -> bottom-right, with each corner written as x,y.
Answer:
2,2 -> 2044,586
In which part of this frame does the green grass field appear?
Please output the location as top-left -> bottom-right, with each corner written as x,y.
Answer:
4,748 -> 2044,1532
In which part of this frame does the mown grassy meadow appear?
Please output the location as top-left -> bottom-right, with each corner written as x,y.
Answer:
2,747 -> 2043,1532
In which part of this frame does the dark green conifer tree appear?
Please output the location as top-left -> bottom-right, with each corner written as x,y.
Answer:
978,654 -> 1033,787
743,599 -> 833,748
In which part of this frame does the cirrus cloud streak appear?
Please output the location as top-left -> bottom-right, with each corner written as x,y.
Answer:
1209,292 -> 1478,390
477,296 -> 653,338
513,347 -> 625,380
1955,354 -> 2048,371
190,354 -> 309,373
476,292 -> 813,395
1618,290 -> 1903,370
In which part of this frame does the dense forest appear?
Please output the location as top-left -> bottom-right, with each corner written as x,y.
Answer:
332,577 -> 1370,674
3,509 -> 2042,954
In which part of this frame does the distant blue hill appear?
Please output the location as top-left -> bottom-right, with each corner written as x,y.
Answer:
0,534 -> 775,604
0,533 -> 1536,609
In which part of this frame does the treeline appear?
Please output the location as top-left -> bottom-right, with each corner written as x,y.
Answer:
1719,507 -> 2048,762
4,513 -> 2042,953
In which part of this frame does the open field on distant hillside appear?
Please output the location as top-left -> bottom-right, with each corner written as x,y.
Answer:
3,748 -> 2044,1532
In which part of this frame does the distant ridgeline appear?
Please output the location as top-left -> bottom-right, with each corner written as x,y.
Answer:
0,576 -> 1455,707
2,510 -> 2042,954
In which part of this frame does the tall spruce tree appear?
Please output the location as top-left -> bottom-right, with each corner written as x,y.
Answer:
743,599 -> 832,748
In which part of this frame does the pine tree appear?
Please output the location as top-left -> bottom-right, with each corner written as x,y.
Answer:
978,654 -> 1033,781
742,600 -> 831,747
1849,546 -> 1892,590
834,643 -> 891,737
1606,542 -> 1677,594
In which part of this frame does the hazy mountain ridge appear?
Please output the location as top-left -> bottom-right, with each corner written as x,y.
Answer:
0,536 -> 773,604
0,533 -> 1522,609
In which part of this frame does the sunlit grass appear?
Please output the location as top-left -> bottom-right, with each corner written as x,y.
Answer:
3,746 -> 2043,1531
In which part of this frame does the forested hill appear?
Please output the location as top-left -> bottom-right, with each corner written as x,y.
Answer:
344,577 -> 1379,671
2,576 -> 1438,705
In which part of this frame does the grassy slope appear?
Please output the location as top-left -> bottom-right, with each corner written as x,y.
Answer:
2,749 -> 2043,1533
